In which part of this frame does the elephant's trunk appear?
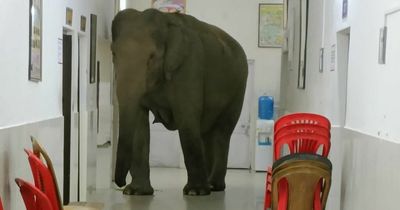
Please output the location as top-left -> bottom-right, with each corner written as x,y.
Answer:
114,100 -> 146,187
114,136 -> 131,187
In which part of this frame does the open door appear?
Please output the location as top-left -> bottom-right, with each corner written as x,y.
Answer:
227,59 -> 255,169
62,33 -> 72,205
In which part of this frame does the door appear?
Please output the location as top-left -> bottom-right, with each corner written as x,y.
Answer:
379,12 -> 400,141
62,34 -> 72,205
95,39 -> 114,189
337,28 -> 350,126
227,59 -> 254,169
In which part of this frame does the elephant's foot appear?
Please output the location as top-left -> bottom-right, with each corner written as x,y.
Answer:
209,181 -> 226,191
123,183 -> 154,195
183,183 -> 211,196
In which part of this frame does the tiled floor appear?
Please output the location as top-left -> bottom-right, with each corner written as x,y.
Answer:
87,168 -> 266,210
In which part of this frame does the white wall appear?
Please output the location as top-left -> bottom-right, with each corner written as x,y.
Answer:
0,0 -> 114,128
0,0 -> 61,128
283,0 -> 336,122
282,0 -> 400,209
0,0 -> 114,209
283,0 -> 400,138
344,0 -> 400,142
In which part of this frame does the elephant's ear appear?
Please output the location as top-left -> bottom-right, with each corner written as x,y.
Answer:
163,16 -> 189,80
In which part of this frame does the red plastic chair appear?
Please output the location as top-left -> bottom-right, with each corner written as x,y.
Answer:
274,124 -> 330,143
272,134 -> 330,210
264,173 -> 273,210
25,149 -> 60,210
265,134 -> 330,210
274,113 -> 331,162
15,178 -> 53,210
274,113 -> 331,135
0,196 -> 3,210
274,133 -> 331,161
25,140 -> 103,210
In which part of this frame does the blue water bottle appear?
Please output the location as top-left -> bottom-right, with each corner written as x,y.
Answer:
258,96 -> 274,120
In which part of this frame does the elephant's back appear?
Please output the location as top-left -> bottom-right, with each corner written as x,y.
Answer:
178,14 -> 247,62
167,13 -> 248,131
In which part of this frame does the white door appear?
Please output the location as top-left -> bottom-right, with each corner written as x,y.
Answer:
227,59 -> 254,169
94,38 -> 114,190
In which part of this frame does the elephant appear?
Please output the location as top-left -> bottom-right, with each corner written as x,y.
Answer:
112,8 -> 248,196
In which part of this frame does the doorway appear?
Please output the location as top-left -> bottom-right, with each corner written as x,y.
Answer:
227,59 -> 255,169
337,28 -> 350,126
336,28 -> 350,210
63,31 -> 86,203
62,33 -> 72,205
94,38 -> 114,189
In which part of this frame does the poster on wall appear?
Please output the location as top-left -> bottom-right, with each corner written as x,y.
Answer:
258,3 -> 284,48
342,0 -> 348,19
66,7 -> 73,26
29,0 -> 42,82
80,15 -> 87,32
151,0 -> 186,13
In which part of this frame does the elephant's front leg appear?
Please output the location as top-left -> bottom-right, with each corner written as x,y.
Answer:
123,107 -> 154,195
179,127 -> 210,196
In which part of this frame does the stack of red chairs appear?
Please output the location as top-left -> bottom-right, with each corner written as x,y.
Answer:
15,137 -> 102,210
264,113 -> 331,210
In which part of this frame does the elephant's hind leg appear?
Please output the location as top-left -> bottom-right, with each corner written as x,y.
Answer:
179,127 -> 211,196
204,124 -> 234,191
204,98 -> 244,191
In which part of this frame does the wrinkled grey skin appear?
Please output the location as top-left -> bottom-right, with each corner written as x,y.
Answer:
112,8 -> 248,196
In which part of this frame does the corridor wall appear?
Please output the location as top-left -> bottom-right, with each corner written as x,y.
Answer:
281,0 -> 400,209
0,0 -> 113,209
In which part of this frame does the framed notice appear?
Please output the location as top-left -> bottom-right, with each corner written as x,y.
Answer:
258,4 -> 284,48
342,0 -> 348,19
80,15 -> 87,32
66,7 -> 73,26
29,0 -> 42,82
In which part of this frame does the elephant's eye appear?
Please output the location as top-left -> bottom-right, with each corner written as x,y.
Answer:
149,53 -> 155,60
147,53 -> 155,67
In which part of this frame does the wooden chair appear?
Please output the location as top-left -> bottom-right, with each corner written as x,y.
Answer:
271,154 -> 332,210
264,113 -> 331,210
15,178 -> 54,210
27,137 -> 103,210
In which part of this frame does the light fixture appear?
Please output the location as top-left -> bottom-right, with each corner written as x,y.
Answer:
120,0 -> 126,11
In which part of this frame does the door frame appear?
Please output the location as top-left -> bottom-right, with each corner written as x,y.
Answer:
337,28 -> 350,126
62,31 -> 73,205
63,28 -> 90,203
